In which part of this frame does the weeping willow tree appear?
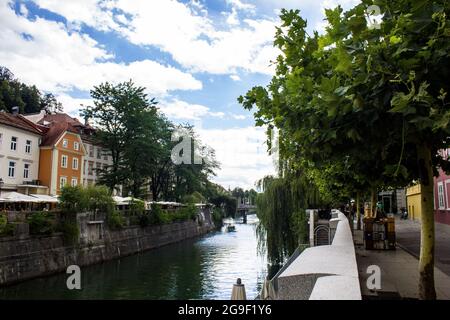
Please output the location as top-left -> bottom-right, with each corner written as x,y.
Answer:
255,170 -> 321,266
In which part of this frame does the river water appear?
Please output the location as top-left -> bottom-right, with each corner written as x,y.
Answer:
0,214 -> 268,300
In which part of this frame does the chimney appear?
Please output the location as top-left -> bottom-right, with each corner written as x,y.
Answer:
12,106 -> 20,115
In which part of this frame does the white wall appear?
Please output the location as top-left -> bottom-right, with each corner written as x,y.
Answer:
0,124 -> 41,187
82,142 -> 113,186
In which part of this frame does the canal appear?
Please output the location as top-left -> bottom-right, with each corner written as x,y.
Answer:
0,214 -> 268,299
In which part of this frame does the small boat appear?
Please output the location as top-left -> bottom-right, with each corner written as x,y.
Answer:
226,224 -> 236,232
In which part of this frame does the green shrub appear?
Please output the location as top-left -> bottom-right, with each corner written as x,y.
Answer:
59,185 -> 88,214
85,185 -> 115,214
212,207 -> 224,229
0,215 -> 15,236
174,204 -> 197,221
27,211 -> 54,235
59,221 -> 79,245
129,199 -> 145,216
150,204 -> 172,224
59,185 -> 115,216
107,210 -> 125,230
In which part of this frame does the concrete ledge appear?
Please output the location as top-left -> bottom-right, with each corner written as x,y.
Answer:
276,210 -> 361,300
309,275 -> 361,300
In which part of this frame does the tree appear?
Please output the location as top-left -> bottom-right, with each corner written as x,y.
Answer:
81,80 -> 164,197
0,66 -> 62,114
240,1 -> 449,299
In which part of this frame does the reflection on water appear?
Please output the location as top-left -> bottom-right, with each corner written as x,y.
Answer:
0,214 -> 267,300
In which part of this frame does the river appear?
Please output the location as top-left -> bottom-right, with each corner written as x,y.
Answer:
0,214 -> 268,300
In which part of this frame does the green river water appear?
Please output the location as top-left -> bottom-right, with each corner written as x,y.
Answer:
0,214 -> 268,299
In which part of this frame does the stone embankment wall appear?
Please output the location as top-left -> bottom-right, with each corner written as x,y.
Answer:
0,211 -> 215,286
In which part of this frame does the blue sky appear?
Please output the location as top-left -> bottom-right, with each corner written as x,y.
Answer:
0,0 -> 360,189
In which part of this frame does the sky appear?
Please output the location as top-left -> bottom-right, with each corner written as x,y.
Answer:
0,0 -> 360,190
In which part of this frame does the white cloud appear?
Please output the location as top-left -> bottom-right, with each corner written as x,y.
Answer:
32,0 -> 119,31
159,99 -> 224,121
231,114 -> 246,120
230,74 -> 241,81
226,0 -> 255,11
197,126 -> 276,189
0,0 -> 202,96
55,94 -> 93,115
29,0 -> 280,76
225,8 -> 240,26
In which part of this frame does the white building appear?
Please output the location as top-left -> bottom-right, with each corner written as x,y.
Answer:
0,110 -> 48,195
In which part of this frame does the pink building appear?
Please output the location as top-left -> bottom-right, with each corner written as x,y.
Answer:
434,148 -> 450,225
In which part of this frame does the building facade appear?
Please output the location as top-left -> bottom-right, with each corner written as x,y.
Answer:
38,125 -> 86,195
0,110 -> 48,195
434,147 -> 450,224
406,184 -> 422,220
25,111 -> 115,193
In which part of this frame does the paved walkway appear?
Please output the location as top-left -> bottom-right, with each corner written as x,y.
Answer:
354,229 -> 450,300
395,216 -> 450,276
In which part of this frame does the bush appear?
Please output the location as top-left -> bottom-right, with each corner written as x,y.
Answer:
107,210 -> 125,230
27,211 -> 54,235
59,185 -> 88,214
0,215 -> 15,236
150,204 -> 172,224
212,207 -> 223,229
59,185 -> 115,216
129,199 -> 145,216
85,185 -> 115,214
174,204 -> 197,221
59,221 -> 79,245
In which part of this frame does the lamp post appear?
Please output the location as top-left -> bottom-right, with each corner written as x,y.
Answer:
0,178 -> 3,197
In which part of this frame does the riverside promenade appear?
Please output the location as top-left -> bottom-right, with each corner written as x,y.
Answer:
354,218 -> 450,300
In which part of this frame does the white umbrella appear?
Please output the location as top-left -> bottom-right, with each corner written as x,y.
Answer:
0,192 -> 38,202
29,194 -> 59,203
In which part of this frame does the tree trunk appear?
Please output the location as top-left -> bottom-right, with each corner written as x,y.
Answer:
356,191 -> 361,230
417,143 -> 436,300
370,187 -> 377,218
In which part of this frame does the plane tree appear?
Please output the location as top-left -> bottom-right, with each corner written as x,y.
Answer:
239,0 -> 449,299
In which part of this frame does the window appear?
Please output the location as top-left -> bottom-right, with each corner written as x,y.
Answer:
10,136 -> 17,151
25,140 -> 32,154
60,176 -> 67,189
72,158 -> 79,170
89,145 -> 94,157
97,148 -> 101,159
23,163 -> 30,179
83,160 -> 87,175
61,155 -> 68,168
88,161 -> 94,175
74,142 -> 79,151
71,178 -> 78,187
62,139 -> 68,148
103,151 -> 108,161
438,182 -> 445,209
0,133 -> 3,147
8,161 -> 15,177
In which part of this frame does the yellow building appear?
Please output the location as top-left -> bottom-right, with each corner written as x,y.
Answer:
406,184 -> 422,220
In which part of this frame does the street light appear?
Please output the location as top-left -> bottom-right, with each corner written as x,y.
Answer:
0,178 -> 3,197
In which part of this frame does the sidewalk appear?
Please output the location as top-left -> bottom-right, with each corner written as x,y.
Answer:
395,216 -> 450,276
354,229 -> 450,300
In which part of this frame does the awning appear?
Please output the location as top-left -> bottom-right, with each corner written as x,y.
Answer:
29,194 -> 59,203
0,192 -> 38,202
113,196 -> 138,205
